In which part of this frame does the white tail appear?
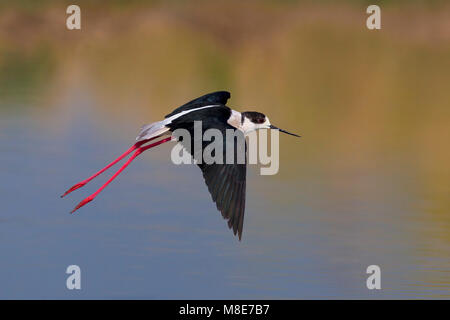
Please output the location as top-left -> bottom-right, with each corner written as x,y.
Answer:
136,121 -> 170,141
136,104 -> 222,142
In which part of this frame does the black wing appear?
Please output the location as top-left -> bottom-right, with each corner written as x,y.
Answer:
199,161 -> 246,240
168,106 -> 247,240
165,91 -> 231,118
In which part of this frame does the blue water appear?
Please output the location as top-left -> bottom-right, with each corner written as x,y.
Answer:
0,98 -> 449,299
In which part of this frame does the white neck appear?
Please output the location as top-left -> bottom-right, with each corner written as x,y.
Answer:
227,109 -> 243,131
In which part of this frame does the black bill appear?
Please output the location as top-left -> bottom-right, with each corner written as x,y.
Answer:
269,125 -> 301,137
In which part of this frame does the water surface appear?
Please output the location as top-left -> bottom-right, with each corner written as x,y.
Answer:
0,1 -> 449,299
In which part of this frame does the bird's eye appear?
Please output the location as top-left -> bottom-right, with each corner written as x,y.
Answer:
257,118 -> 265,124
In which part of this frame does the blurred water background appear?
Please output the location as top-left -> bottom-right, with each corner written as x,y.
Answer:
0,0 -> 449,298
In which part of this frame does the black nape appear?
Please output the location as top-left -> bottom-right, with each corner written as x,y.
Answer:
241,111 -> 266,124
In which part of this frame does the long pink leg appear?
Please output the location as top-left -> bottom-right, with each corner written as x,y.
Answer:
61,137 -> 158,198
70,136 -> 173,214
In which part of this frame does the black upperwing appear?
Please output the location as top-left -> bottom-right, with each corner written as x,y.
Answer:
168,106 -> 247,240
201,159 -> 246,240
165,91 -> 231,118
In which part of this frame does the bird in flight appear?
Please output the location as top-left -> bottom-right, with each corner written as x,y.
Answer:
61,91 -> 300,240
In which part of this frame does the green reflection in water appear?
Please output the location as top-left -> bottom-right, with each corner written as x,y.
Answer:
0,46 -> 56,106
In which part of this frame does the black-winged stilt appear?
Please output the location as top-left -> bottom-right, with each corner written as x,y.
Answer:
61,91 -> 299,240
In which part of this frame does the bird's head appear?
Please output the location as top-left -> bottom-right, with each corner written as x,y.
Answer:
241,111 -> 300,137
